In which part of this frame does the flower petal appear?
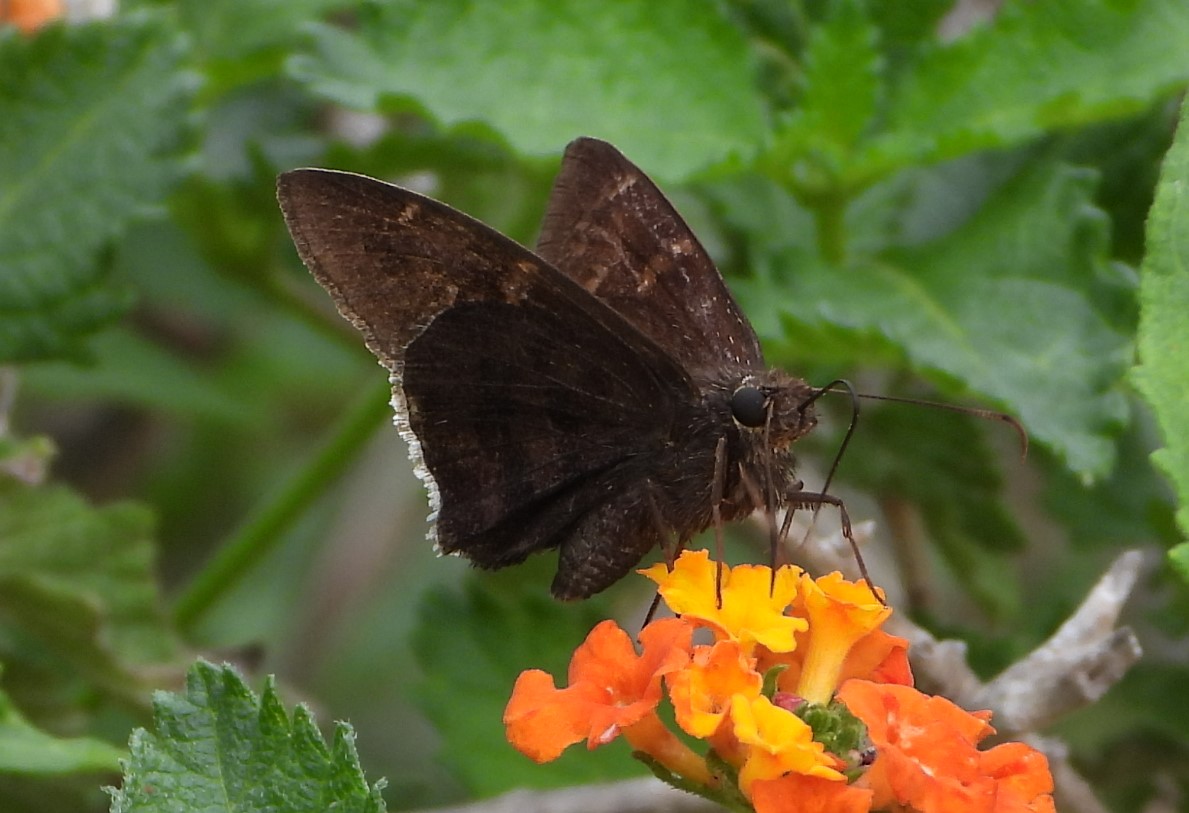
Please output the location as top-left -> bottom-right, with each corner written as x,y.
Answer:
569,617 -> 691,705
642,550 -> 806,653
730,694 -> 846,792
837,680 -> 1053,813
669,640 -> 762,738
752,774 -> 873,813
982,742 -> 1056,813
794,573 -> 891,704
505,618 -> 693,760
839,629 -> 913,687
504,670 -> 604,762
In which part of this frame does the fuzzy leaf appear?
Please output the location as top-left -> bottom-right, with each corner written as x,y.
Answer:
288,0 -> 765,179
22,327 -> 251,424
107,661 -> 386,812
738,162 -> 1129,478
177,0 -> 352,62
0,15 -> 193,362
1133,96 -> 1189,545
864,0 -> 1189,176
771,0 -> 881,183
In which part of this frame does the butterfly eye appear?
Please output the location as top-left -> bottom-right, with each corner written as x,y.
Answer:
730,385 -> 767,427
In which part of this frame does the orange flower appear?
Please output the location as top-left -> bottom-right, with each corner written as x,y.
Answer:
751,773 -> 874,813
837,680 -> 1054,813
792,572 -> 891,704
729,694 -> 846,793
504,617 -> 692,761
506,547 -> 1057,813
668,639 -> 762,738
1,0 -> 62,33
640,550 -> 806,654
981,742 -> 1057,813
839,628 -> 913,687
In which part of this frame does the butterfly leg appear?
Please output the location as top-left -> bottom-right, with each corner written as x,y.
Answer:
640,482 -> 687,627
710,436 -> 728,607
644,482 -> 681,570
784,489 -> 883,605
736,464 -> 784,596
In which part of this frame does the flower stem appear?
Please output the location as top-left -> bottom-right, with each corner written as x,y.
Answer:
173,376 -> 391,633
624,713 -> 714,787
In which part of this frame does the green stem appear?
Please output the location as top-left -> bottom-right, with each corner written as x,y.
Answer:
173,376 -> 392,633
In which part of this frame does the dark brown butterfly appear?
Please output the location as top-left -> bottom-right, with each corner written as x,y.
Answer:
277,138 -> 847,600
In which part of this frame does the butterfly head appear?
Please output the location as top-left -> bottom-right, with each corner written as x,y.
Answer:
730,371 -> 818,448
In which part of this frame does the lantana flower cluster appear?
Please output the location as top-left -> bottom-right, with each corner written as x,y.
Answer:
504,550 -> 1055,813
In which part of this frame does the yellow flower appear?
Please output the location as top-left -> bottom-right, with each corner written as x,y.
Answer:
640,550 -> 806,654
793,572 -> 890,704
729,694 -> 846,793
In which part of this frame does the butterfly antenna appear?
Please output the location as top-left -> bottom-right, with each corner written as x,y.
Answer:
852,392 -> 1029,459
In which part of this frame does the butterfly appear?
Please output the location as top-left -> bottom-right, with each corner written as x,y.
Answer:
277,138 -> 849,599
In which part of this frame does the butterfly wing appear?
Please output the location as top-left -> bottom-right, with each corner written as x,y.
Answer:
277,169 -> 697,596
536,137 -> 765,376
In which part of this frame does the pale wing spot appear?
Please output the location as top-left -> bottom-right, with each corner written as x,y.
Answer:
585,264 -> 612,293
396,202 -> 420,225
610,174 -> 638,197
664,236 -> 696,256
635,263 -> 658,293
499,260 -> 540,301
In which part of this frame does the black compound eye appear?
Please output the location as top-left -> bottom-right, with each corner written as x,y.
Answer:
730,385 -> 767,427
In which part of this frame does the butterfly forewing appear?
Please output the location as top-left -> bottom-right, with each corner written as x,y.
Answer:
277,168 -> 697,594
536,138 -> 765,376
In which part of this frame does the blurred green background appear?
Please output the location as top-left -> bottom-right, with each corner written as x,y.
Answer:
1,1 -> 1188,811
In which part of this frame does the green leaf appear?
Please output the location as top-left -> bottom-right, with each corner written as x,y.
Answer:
0,673 -> 123,774
1041,417 -> 1179,554
288,0 -> 766,179
738,162 -> 1130,478
107,661 -> 387,813
412,562 -> 640,795
0,481 -> 182,706
869,0 -> 951,47
1171,543 -> 1189,585
770,0 -> 881,184
177,0 -> 353,63
0,14 -> 194,363
866,0 -> 1189,176
1133,95 -> 1189,543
